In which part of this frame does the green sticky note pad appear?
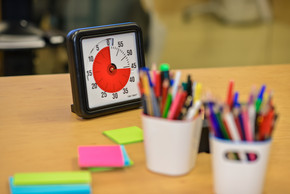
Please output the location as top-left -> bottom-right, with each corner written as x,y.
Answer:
14,171 -> 91,185
103,126 -> 143,144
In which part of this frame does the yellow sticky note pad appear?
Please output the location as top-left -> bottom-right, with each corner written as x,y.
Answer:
103,126 -> 143,144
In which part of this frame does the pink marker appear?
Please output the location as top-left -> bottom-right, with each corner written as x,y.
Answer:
168,89 -> 182,120
242,108 -> 253,141
242,108 -> 255,161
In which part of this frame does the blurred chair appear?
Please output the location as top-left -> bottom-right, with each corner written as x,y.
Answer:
183,0 -> 272,24
141,0 -> 167,67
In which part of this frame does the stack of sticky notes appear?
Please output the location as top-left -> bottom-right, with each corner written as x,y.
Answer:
9,171 -> 92,194
78,145 -> 133,172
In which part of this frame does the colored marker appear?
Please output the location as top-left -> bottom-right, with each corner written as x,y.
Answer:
140,71 -> 153,116
154,71 -> 162,98
159,63 -> 170,83
160,79 -> 169,115
194,82 -> 202,103
173,90 -> 188,119
242,106 -> 253,141
168,88 -> 183,119
186,75 -> 193,96
186,100 -> 202,120
259,109 -> 274,140
223,107 -> 241,141
151,63 -> 157,85
255,85 -> 266,112
226,80 -> 234,108
209,104 -> 223,138
216,110 -> 230,140
233,92 -> 239,107
162,88 -> 172,118
171,71 -> 181,100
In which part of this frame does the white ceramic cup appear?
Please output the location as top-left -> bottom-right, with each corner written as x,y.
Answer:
142,114 -> 203,176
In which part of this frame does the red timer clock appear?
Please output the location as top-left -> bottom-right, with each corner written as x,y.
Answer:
67,23 -> 145,118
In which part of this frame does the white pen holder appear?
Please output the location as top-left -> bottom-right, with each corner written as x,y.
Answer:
210,136 -> 272,194
142,114 -> 203,176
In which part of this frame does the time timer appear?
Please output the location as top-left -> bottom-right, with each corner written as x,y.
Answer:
67,23 -> 145,118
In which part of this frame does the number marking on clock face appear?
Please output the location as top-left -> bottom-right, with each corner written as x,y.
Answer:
81,32 -> 140,109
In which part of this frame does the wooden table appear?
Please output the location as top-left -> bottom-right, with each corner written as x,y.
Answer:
1,64 -> 290,193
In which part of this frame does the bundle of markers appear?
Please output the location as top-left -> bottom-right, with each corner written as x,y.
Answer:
139,64 -> 202,120
205,80 -> 278,142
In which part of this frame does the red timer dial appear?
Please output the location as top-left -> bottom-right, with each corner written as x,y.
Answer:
93,46 -> 130,93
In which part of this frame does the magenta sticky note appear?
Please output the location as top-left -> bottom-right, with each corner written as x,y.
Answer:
78,145 -> 124,168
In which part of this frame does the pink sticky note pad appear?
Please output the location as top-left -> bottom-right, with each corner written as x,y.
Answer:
78,145 -> 124,168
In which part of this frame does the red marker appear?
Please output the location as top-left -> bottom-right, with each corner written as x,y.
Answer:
154,72 -> 161,98
226,80 -> 234,108
259,109 -> 274,140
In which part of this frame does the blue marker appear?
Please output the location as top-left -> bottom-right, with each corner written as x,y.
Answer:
233,92 -> 239,107
255,85 -> 266,112
209,104 -> 223,138
141,67 -> 154,87
258,85 -> 266,99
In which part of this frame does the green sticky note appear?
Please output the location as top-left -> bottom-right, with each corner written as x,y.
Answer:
89,160 -> 134,172
103,126 -> 143,144
14,171 -> 91,185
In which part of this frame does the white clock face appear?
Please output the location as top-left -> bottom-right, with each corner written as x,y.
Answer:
81,32 -> 141,109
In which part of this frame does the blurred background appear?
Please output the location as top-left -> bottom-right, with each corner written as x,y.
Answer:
0,0 -> 289,76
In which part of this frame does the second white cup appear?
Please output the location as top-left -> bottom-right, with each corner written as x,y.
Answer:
210,136 -> 272,194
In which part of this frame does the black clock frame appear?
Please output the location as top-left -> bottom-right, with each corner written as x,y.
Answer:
66,22 -> 145,118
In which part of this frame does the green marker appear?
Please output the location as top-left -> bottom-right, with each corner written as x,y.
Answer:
159,63 -> 170,72
255,98 -> 262,113
159,63 -> 170,83
162,93 -> 172,118
182,82 -> 188,91
216,112 -> 230,140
